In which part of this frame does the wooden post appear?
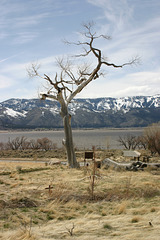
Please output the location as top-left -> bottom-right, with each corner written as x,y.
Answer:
45,185 -> 53,195
91,146 -> 96,200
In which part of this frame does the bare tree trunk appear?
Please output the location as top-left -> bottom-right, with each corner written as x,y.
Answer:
63,114 -> 78,167
60,102 -> 79,168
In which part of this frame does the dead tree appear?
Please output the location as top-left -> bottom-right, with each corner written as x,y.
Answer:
28,22 -> 139,168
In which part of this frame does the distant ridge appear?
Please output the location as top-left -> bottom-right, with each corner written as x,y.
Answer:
0,95 -> 160,129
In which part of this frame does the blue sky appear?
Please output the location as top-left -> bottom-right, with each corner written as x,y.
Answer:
0,0 -> 160,102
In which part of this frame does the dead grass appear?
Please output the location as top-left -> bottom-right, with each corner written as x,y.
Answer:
0,157 -> 159,240
0,149 -> 67,159
2,230 -> 38,240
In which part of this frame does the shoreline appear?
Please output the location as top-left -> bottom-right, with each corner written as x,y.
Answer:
0,127 -> 144,133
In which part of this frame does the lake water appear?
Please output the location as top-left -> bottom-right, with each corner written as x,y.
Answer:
0,128 -> 143,150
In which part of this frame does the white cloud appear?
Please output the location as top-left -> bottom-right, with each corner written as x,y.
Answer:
0,0 -> 160,101
0,75 -> 14,89
12,32 -> 39,44
108,70 -> 160,97
1,62 -> 27,78
13,13 -> 49,28
0,53 -> 24,63
75,67 -> 160,99
88,0 -> 133,31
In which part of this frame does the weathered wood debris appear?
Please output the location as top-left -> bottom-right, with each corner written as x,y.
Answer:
102,158 -> 160,171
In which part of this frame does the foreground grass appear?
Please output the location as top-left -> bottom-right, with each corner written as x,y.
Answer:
0,159 -> 159,240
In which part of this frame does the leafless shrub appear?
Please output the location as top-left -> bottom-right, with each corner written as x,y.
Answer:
37,137 -> 53,151
29,139 -> 40,150
118,134 -> 139,150
118,125 -> 160,155
1,137 -> 57,151
136,136 -> 148,150
7,136 -> 28,150
144,124 -> 160,155
0,142 -> 6,150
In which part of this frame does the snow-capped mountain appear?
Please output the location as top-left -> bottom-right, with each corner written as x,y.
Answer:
0,95 -> 160,129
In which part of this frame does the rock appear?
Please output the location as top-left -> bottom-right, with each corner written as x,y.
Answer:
48,159 -> 61,165
102,158 -> 131,171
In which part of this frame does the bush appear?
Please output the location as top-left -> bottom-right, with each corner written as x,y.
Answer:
0,136 -> 58,151
117,123 -> 160,155
144,124 -> 160,155
117,134 -> 140,150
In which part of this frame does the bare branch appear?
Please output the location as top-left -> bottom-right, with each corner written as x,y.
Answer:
102,55 -> 140,68
44,74 -> 55,85
27,62 -> 42,78
29,22 -> 140,108
64,22 -> 139,73
66,223 -> 75,236
74,48 -> 91,58
57,58 -> 76,83
40,93 -> 57,101
66,67 -> 100,104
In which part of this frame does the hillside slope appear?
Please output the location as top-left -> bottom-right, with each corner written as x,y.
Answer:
0,95 -> 159,129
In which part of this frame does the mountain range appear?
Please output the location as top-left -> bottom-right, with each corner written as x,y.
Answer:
0,95 -> 160,129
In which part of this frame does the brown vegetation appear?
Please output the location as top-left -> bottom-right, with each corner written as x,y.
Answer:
144,124 -> 160,155
0,137 -> 57,151
0,154 -> 159,240
118,124 -> 160,156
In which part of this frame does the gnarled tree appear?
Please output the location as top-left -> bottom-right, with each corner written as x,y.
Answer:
28,22 -> 139,168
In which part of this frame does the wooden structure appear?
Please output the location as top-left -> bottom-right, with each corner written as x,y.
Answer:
84,151 -> 94,166
123,150 -> 141,161
85,151 -> 94,159
45,185 -> 53,195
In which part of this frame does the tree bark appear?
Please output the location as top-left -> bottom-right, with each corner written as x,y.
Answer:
63,114 -> 79,168
59,96 -> 79,168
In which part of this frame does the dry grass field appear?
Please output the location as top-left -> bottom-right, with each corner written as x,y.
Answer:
0,150 -> 160,240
